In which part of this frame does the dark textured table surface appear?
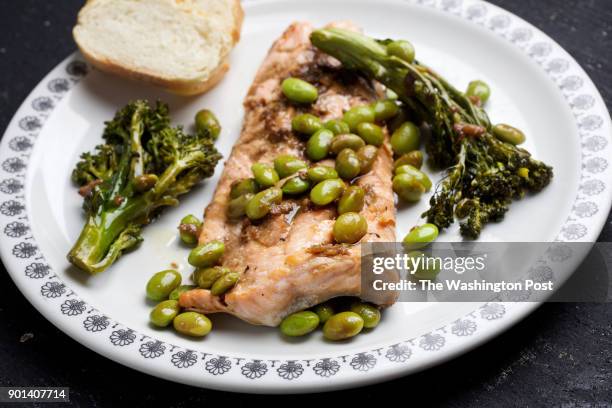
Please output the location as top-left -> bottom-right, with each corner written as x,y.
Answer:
1,1 -> 611,406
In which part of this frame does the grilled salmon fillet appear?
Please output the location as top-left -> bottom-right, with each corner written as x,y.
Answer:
179,22 -> 397,326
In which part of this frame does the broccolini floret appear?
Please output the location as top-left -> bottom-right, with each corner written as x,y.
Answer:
311,28 -> 553,238
68,100 -> 221,274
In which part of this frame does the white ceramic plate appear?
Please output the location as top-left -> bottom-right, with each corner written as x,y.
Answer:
1,0 -> 611,394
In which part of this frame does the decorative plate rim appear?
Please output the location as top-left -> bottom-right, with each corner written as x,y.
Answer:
1,0 -> 611,393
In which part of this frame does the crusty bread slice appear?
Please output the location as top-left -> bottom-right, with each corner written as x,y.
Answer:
73,0 -> 243,95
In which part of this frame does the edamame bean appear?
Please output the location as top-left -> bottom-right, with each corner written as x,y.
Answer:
146,270 -> 182,301
387,40 -> 415,63
251,163 -> 279,188
372,100 -> 399,122
173,312 -> 212,337
169,285 -> 197,301
408,251 -> 441,280
282,77 -> 318,104
391,122 -> 420,155
323,311 -> 364,340
333,212 -> 368,244
282,176 -> 311,195
343,105 -> 375,131
246,187 -> 283,220
307,166 -> 338,183
392,173 -> 426,202
356,122 -> 384,146
324,119 -> 350,135
194,266 -> 229,289
210,271 -> 240,296
178,214 -> 202,246
394,165 -> 432,190
279,311 -> 320,337
313,303 -> 334,324
329,134 -> 366,155
466,80 -> 491,105
394,151 -> 423,170
150,299 -> 180,327
310,178 -> 345,206
230,178 -> 258,199
357,145 -> 378,175
291,113 -> 322,136
274,154 -> 307,178
350,302 -> 381,329
337,186 -> 365,214
306,129 -> 334,161
492,124 -> 525,145
195,109 -> 221,140
227,193 -> 254,219
188,240 -> 225,268
402,223 -> 439,250
335,148 -> 361,180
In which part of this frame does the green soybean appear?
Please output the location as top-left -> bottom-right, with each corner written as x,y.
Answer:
392,173 -> 426,202
251,163 -> 279,188
394,165 -> 432,190
394,151 -> 423,170
387,40 -> 415,63
391,122 -> 420,155
279,311 -> 320,337
357,145 -> 378,175
356,122 -> 384,146
492,124 -> 526,145
333,212 -> 368,244
313,303 -> 334,324
338,186 -> 365,214
307,166 -> 338,183
210,271 -> 240,296
195,109 -> 221,140
323,311 -> 364,340
146,270 -> 182,301
282,77 -> 318,104
292,113 -> 322,136
324,119 -> 350,135
173,312 -> 212,337
169,285 -> 197,301
230,178 -> 258,199
274,154 -> 307,178
150,299 -> 180,327
335,148 -> 361,180
350,302 -> 381,329
329,134 -> 366,155
343,105 -> 375,131
372,100 -> 399,122
310,178 -> 345,206
246,187 -> 283,220
306,129 -> 334,161
403,223 -> 439,250
178,214 -> 202,246
466,80 -> 491,105
227,193 -> 254,219
282,176 -> 311,195
408,251 -> 441,281
188,240 -> 225,268
194,266 -> 229,289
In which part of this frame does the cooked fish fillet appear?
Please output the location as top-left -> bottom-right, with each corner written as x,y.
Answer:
179,22 -> 397,326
